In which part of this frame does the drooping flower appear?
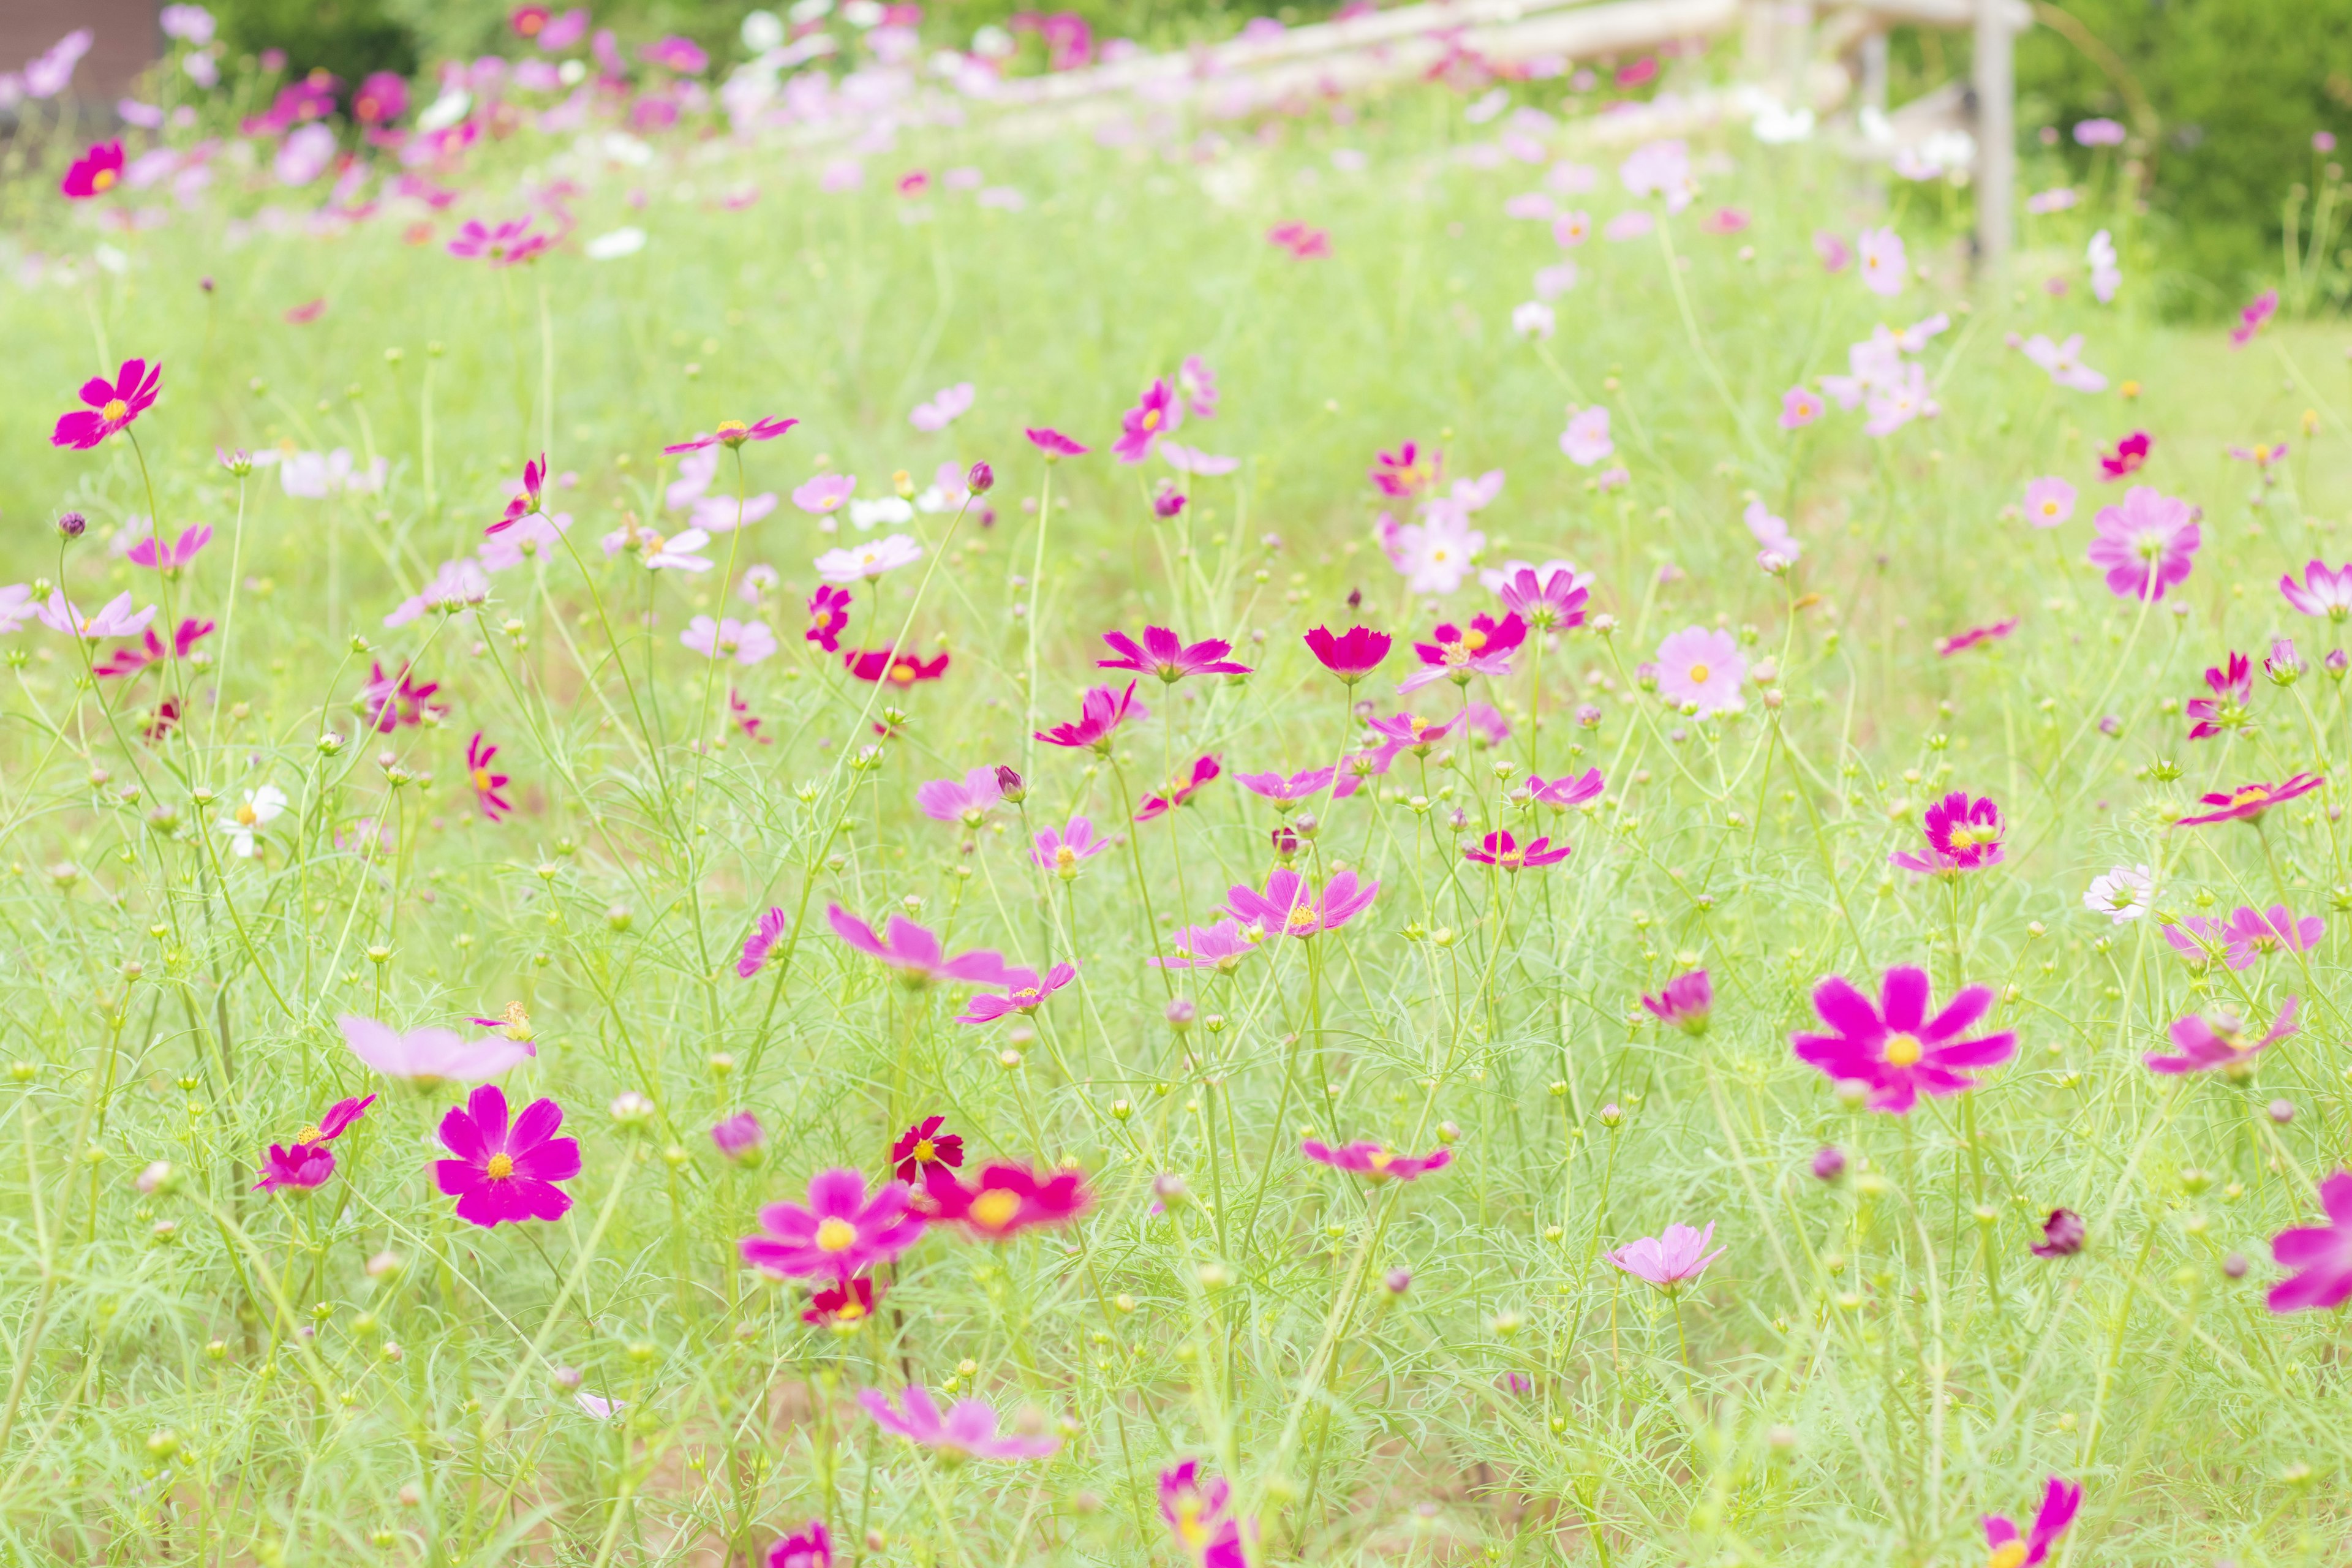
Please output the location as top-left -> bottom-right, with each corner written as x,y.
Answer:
1304,625 -> 1392,683
1237,767 -> 1336,811
217,785 -> 288,859
2022,476 -> 2076,527
2082,864 -> 2154,922
924,1161 -> 1091,1238
1159,1460 -> 1248,1568
61,140 -> 126,200
1300,1138 -> 1450,1182
2086,486 -> 2198,601
52,358 -> 162,450
1653,627 -> 1745,715
1856,227 -> 1907,296
2230,288 -> 2279,349
1935,617 -> 2019,657
464,733 -> 514,821
254,1142 -> 335,1193
1790,966 -> 2017,1114
737,908 -> 790,978
815,534 -> 922,584
663,416 -> 796,454
339,1012 -> 534,1085
1561,406 -> 1614,466
1148,919 -> 1264,972
843,647 -> 949,685
804,586 -> 852,650
1224,868 -> 1379,938
1023,426 -> 1089,459
1523,769 -> 1605,813
304,1095 -> 377,1144
1134,755 -> 1222,822
2173,772 -> 2324,827
2184,652 -> 2253,739
1034,681 -> 1148,752
1112,379 -> 1184,463
1462,830 -> 1572,870
434,1085 -> 581,1227
1032,817 -> 1113,876
2018,333 -> 2108,393
740,1168 -> 925,1280
957,963 -> 1079,1023
892,1116 -> 965,1183
1890,791 -> 2005,875
1982,1477 -> 2082,1568
856,1385 -> 1061,1460
2280,560 -> 2352,620
1604,1221 -> 1725,1289
916,767 -> 1002,826
825,904 -> 1011,987
2097,430 -> 2150,481
2267,1170 -> 2352,1312
2031,1208 -> 2086,1257
1099,626 -> 1251,682
2144,999 -> 2300,1076
764,1520 -> 834,1568
1641,970 -> 1711,1034
710,1112 -> 766,1165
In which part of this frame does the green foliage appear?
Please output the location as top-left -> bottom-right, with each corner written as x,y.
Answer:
217,0 -> 420,86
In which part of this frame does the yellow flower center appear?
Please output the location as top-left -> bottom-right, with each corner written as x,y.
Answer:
835,1299 -> 866,1321
1174,1498 -> 1210,1545
890,665 -> 916,684
472,767 -> 494,791
235,803 -> 259,826
717,420 -> 748,438
1988,1544 -> 2028,1568
913,1138 -> 936,1162
1687,663 -> 1710,684
296,1125 -> 323,1144
1948,824 -> 1991,848
1463,630 -> 1487,652
485,1153 -> 515,1180
2231,786 -> 2271,806
93,169 -> 116,192
1142,410 -> 1161,431
970,1189 -> 1022,1230
1882,1033 -> 1923,1067
1286,903 -> 1319,930
102,398 -> 129,422
815,1217 -> 858,1252
1054,846 -> 1076,868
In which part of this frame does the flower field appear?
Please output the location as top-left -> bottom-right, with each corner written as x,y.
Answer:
2,6 -> 2350,1565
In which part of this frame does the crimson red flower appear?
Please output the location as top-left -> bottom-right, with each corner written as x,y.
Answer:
892,1115 -> 965,1182
924,1161 -> 1091,1238
61,140 -> 125,200
52,358 -> 162,450
802,1275 -> 878,1327
2097,430 -> 2150,481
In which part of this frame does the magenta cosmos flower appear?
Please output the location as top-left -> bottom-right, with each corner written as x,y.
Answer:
434,1085 -> 582,1227
922,1161 -> 1092,1238
1368,440 -> 1441,498
2097,430 -> 2151,480
664,416 -> 796,453
2280,560 -> 2352,620
915,766 -> 1002,826
1224,867 -> 1379,938
1099,626 -> 1251,681
341,1013 -> 532,1085
2165,905 -> 2320,971
2144,997 -> 2297,1076
710,1111 -> 765,1164
126,524 -> 213,573
53,358 -> 162,450
826,904 -> 1012,987
738,907 -> 789,978
1463,830 -> 1571,870
2269,1170 -> 2352,1312
805,586 -> 852,651
1496,565 -> 1588,630
1304,624 -> 1392,683
1033,816 -> 1113,876
1160,1461 -> 1248,1568
892,1115 -> 965,1183
1983,1477 -> 2081,1567
467,733 -> 514,821
1790,967 -> 2016,1114
2231,288 -> 2279,349
1023,426 -> 1089,459
62,140 -> 126,199
2185,652 -> 2252,739
1936,617 -> 2019,657
1301,1139 -> 1450,1182
1034,680 -> 1148,752
1134,755 -> 1221,822
254,1142 -> 336,1193
1604,1221 -> 1725,1290
1524,769 -> 1605,812
1112,378 -> 1184,463
1400,614 -> 1521,693
764,1520 -> 832,1568
1890,791 -> 2005,875
1642,970 -> 1711,1034
1653,627 -> 1745,715
2174,772 -> 2324,827
447,217 -> 552,266
858,1385 -> 1060,1460
2087,486 -> 2198,601
957,962 -> 1078,1023
740,1168 -> 925,1280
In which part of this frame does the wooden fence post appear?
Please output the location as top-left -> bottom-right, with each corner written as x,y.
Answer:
1972,0 -> 2015,274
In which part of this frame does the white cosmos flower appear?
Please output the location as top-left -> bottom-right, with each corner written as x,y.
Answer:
219,785 -> 288,859
2083,864 -> 2154,923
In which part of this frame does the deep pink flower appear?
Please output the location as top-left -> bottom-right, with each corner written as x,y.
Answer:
1148,920 -> 1262,971
2280,560 -> 2352,620
843,647 -> 949,686
891,1115 -> 965,1183
1790,966 -> 2017,1114
738,907 -> 789,978
254,1142 -> 335,1193
1224,867 -> 1379,937
52,358 -> 161,450
1023,426 -> 1089,458
2231,288 -> 2278,349
1112,379 -> 1184,463
2031,1207 -> 2086,1257
641,34 -> 709,72
1034,681 -> 1147,751
1237,767 -> 1335,810
1890,791 -> 2005,875
710,1111 -> 766,1164
1401,613 -> 1523,694
1099,626 -> 1251,681
765,1520 -> 833,1568
61,140 -> 125,200
1812,230 -> 1851,271
1496,567 -> 1588,630
916,766 -> 1002,826
2144,997 -> 2298,1076
1462,830 -> 1572,870
1159,1460 -> 1248,1568
2087,486 -> 2198,600
1267,221 -> 1330,258
2220,905 -> 2324,967
1983,1478 -> 2081,1567
1303,625 -> 1392,683
1301,1139 -> 1450,1182
742,1168 -> 924,1280
2097,430 -> 2150,481
2269,1170 -> 2352,1311
433,1085 -> 581,1227
1033,817 -> 1113,876
2174,772 -> 2324,826
447,217 -> 552,266
857,1384 -> 1060,1460
664,417 -> 796,454
1363,710 -> 1458,768
922,1161 -> 1091,1238
957,962 -> 1078,1023
825,904 -> 1012,986
1604,1221 -> 1725,1289
805,586 -> 852,651
1641,970 -> 1711,1034
2184,652 -> 2253,740
360,661 -> 445,733
1935,617 -> 2019,657
1523,769 -> 1605,812
353,70 -> 407,125
310,1094 -> 377,1142
94,617 -> 213,679
467,733 -> 513,821
1368,440 -> 1441,499
126,524 -> 213,572
486,454 -> 547,536
1134,755 -> 1221,822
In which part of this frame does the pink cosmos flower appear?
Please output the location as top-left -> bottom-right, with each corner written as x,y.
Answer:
1463,830 -> 1572,870
384,558 -> 489,627
1159,1460 -> 1248,1568
680,616 -> 778,665
1642,970 -> 1711,1034
805,586 -> 852,651
857,1385 -> 1060,1460
641,35 -> 709,72
1033,817 -> 1113,876
1099,626 -> 1251,681
710,1112 -> 766,1164
467,732 -> 514,821
300,1093 -> 377,1145
1524,769 -> 1605,812
1161,442 -> 1238,477
447,217 -> 552,266
1149,920 -> 1263,971
843,647 -> 948,685
793,473 -> 856,516
1400,614 -> 1521,693
2075,117 -> 2125,145
1983,1478 -> 2082,1567
62,140 -> 125,200
1301,1139 -> 1450,1182
741,1169 -> 925,1280
1266,221 -> 1330,258
93,617 -> 212,679
1791,967 -> 2016,1114
916,767 -> 1002,826
1224,867 -> 1379,938
1134,755 -> 1222,821
485,455 -> 548,537
1035,682 -> 1148,752
1779,386 -> 1824,429
360,661 -> 445,732
1561,406 -> 1613,466
2230,288 -> 2278,349
2175,772 -> 2324,827
815,535 -> 921,584
353,70 -> 407,124
1813,230 -> 1851,271
1177,355 -> 1219,419
34,589 -> 154,642
1364,710 -> 1459,767
1604,1221 -> 1725,1289
957,963 -> 1078,1023
1023,427 -> 1089,459
2191,906 -> 2323,968
2097,430 -> 2150,480
434,1085 -> 581,1227
2280,560 -> 2352,620
1936,618 -> 2019,657
1112,379 -> 1184,463
826,904 -> 1012,987
52,358 -> 162,450
923,1161 -> 1091,1239
1369,440 -> 1442,498
2022,477 -> 2076,527
2144,998 -> 2298,1075
1653,627 -> 1744,714
738,908 -> 789,978
1856,227 -> 1907,296
2019,333 -> 2108,393
254,1142 -> 336,1193
1237,767 -> 1336,810
1496,566 -> 1588,630
2086,486 -> 2198,601
766,1521 -> 832,1568
909,382 -> 974,431
341,1013 -> 533,1084
665,417 -> 797,453
1305,625 -> 1392,683
1746,499 -> 1800,565
2185,652 -> 2252,739
1889,791 -> 2005,875
2268,1170 -> 2352,1311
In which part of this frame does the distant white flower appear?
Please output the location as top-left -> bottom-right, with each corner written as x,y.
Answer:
643,527 -> 714,572
848,496 -> 914,532
584,227 -> 647,260
741,9 -> 786,50
281,448 -> 385,499
1751,102 -> 1815,144
2084,865 -> 2154,923
416,89 -> 472,133
1511,301 -> 1555,341
219,785 -> 288,859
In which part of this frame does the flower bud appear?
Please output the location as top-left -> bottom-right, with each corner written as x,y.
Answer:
2032,1207 -> 2086,1257
1810,1145 -> 1845,1182
136,1159 -> 177,1194
56,511 -> 86,538
1164,998 -> 1195,1029
1384,1267 -> 1412,1295
2223,1251 -> 2250,1278
608,1091 -> 657,1128
1599,1102 -> 1623,1128
966,461 -> 995,495
1153,1172 -> 1188,1205
2269,1097 -> 2296,1123
993,764 -> 1025,802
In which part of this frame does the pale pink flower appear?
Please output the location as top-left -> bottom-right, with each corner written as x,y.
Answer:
815,534 -> 922,584
2023,477 -> 2076,529
35,589 -> 156,641
339,1012 -> 533,1085
1653,627 -> 1744,715
858,1385 -> 1060,1460
2019,333 -> 2108,393
2087,486 -> 2199,601
2280,560 -> 2352,620
680,616 -> 777,665
1561,406 -> 1613,467
908,382 -> 974,432
1604,1221 -> 1725,1289
916,766 -> 1002,826
1856,227 -> 1907,296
